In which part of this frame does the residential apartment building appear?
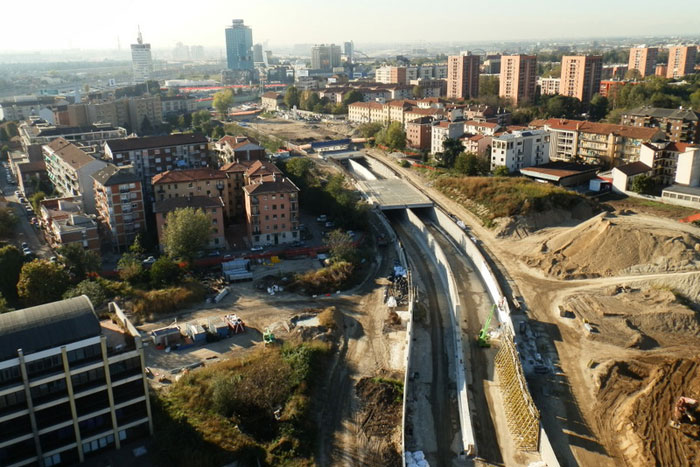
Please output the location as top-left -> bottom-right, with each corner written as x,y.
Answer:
0,296 -> 152,466
42,138 -> 108,214
220,161 -> 250,219
244,174 -> 300,247
461,134 -> 492,157
261,92 -> 283,111
213,136 -> 266,165
540,118 -> 665,166
464,121 -> 501,136
375,66 -> 408,85
639,141 -> 700,186
348,101 -> 387,124
53,96 -> 163,133
406,117 -> 434,151
628,46 -> 658,78
154,196 -> 226,250
92,164 -> 146,251
667,45 -> 697,79
38,197 -> 101,252
537,77 -> 560,96
490,130 -> 550,172
621,106 -> 700,143
560,55 -> 603,103
499,55 -> 537,106
152,168 -> 230,217
20,118 -> 127,160
161,96 -> 197,116
447,53 -> 480,99
103,133 -> 210,199
15,161 -> 49,197
431,121 -> 464,155
311,44 -> 341,71
0,96 -> 61,122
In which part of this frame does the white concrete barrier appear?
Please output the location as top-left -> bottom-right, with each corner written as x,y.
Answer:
405,209 -> 476,456
348,159 -> 377,181
365,155 -> 400,179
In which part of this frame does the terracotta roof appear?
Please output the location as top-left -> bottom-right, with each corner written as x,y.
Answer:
387,99 -> 417,108
614,161 -> 652,176
17,161 -> 46,172
152,167 -> 227,185
243,174 -> 299,195
464,120 -> 500,129
220,160 -> 254,172
217,136 -> 262,150
406,108 -> 443,117
520,161 -> 599,180
261,91 -> 282,99
349,101 -> 385,110
106,133 -> 207,152
44,137 -> 97,170
542,118 -> 661,139
246,160 -> 282,178
528,119 -> 548,128
153,195 -> 224,213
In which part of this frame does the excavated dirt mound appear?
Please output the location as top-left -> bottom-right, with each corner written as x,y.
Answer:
526,215 -> 700,278
561,286 -> 700,349
594,358 -> 700,466
354,377 -> 402,467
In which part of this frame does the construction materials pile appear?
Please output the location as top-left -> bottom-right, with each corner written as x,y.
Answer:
525,214 -> 700,279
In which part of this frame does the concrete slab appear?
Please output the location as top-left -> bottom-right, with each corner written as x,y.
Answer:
358,179 -> 433,210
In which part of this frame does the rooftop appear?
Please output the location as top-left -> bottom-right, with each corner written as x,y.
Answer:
243,174 -> 300,195
520,161 -> 600,181
663,184 -> 700,196
0,296 -> 100,361
626,106 -> 699,121
105,133 -> 208,152
613,161 -> 652,176
92,163 -> 140,186
44,137 -> 98,170
152,167 -> 227,185
153,195 -> 224,213
542,118 -> 662,139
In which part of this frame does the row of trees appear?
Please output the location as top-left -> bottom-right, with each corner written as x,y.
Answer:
283,86 -> 363,114
357,121 -> 406,151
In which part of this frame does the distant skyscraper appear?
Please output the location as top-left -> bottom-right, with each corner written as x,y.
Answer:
253,43 -> 264,64
225,19 -> 253,71
447,53 -> 480,99
628,46 -> 658,78
190,45 -> 205,60
499,55 -> 537,106
560,55 -> 603,103
311,44 -> 342,71
344,41 -> 354,63
131,27 -> 153,84
667,45 -> 697,79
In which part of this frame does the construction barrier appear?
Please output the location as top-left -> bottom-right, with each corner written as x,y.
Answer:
109,302 -> 141,338
405,209 -> 476,456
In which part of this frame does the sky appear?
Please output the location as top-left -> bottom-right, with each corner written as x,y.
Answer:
3,0 -> 700,52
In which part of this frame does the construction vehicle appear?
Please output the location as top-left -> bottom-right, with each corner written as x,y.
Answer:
670,396 -> 698,429
478,304 -> 496,348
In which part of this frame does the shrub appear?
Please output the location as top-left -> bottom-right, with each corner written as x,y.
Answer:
63,279 -> 108,307
291,261 -> 354,295
131,281 -> 206,317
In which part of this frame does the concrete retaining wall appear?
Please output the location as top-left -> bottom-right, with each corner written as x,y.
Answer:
109,302 -> 141,338
405,209 -> 476,456
365,156 -> 400,179
348,159 -> 377,181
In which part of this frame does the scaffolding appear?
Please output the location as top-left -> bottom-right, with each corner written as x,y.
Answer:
495,332 -> 540,451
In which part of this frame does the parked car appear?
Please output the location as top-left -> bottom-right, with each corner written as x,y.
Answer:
324,221 -> 335,228
316,214 -> 328,223
22,248 -> 32,256
21,242 -> 28,249
250,246 -> 263,252
142,256 -> 156,265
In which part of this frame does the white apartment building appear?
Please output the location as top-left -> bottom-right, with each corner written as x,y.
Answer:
639,141 -> 700,186
42,138 -> 108,214
431,121 -> 464,155
131,30 -> 153,84
490,129 -> 550,172
537,77 -> 561,95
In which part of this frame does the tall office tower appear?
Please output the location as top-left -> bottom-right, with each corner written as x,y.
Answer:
560,55 -> 603,103
225,19 -> 253,71
311,44 -> 342,71
447,53 -> 480,99
628,46 -> 658,78
253,43 -> 264,64
344,41 -> 354,63
499,55 -> 537,106
130,27 -> 153,84
667,45 -> 697,79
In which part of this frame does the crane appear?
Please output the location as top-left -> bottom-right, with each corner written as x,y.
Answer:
478,304 -> 496,348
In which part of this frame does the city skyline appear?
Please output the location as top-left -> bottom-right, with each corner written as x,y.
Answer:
3,0 -> 700,53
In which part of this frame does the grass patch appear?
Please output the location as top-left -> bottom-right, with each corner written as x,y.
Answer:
371,377 -> 404,403
600,193 -> 698,219
317,306 -> 342,330
290,261 -> 355,295
150,342 -> 331,466
435,176 -> 590,223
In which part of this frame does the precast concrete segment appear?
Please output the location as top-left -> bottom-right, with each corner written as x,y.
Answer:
357,179 -> 433,210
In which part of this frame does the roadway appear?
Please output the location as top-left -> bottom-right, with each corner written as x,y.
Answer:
0,164 -> 51,258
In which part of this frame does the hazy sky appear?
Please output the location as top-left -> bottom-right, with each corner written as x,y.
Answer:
4,0 -> 700,52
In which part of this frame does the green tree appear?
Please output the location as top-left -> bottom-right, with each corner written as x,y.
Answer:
284,86 -> 301,108
129,233 -> 146,256
479,75 -> 500,98
624,69 -> 643,81
630,174 -> 654,195
211,125 -> 225,139
691,89 -> 700,111
161,207 -> 212,261
325,229 -> 357,264
29,191 -> 46,213
545,95 -> 582,119
140,115 -> 153,134
301,91 -> 320,111
377,121 -> 406,151
117,252 -> 144,284
285,157 -> 314,178
213,89 -> 235,119
57,243 -> 101,282
17,259 -> 70,306
63,280 -> 107,307
441,138 -> 463,168
0,293 -> 9,313
0,127 -> 9,142
589,94 -> 609,121
0,207 -> 17,237
342,90 -> 363,106
493,165 -> 510,177
454,152 -> 483,176
192,110 -> 211,130
149,257 -> 182,288
412,85 -> 424,99
357,122 -> 383,139
0,245 -> 23,303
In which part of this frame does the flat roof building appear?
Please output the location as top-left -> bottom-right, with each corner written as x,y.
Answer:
560,55 -> 603,103
447,53 -> 480,100
499,55 -> 537,106
667,45 -> 697,79
628,47 -> 658,78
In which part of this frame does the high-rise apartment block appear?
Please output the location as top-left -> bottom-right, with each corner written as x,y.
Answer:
560,55 -> 603,103
130,28 -> 153,84
375,66 -> 408,85
225,19 -> 253,71
499,55 -> 537,106
344,41 -> 354,63
447,53 -> 480,99
667,45 -> 697,79
628,46 -> 658,78
311,44 -> 342,71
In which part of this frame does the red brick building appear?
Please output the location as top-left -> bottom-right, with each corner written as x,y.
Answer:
243,174 -> 300,247
406,117 -> 433,151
